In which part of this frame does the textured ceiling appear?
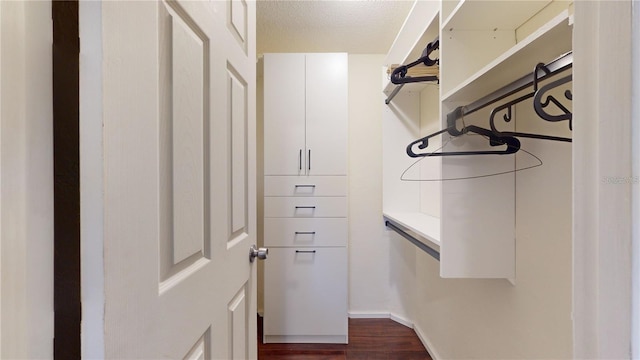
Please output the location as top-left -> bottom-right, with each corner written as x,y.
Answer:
257,0 -> 415,55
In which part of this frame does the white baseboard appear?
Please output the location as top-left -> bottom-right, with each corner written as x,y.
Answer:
348,311 -> 414,328
413,323 -> 440,360
389,313 -> 414,329
348,311 -> 392,319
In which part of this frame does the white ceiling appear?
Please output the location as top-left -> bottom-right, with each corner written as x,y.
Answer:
257,0 -> 415,55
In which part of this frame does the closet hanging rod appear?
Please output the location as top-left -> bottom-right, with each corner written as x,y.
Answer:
452,51 -> 573,120
385,84 -> 405,105
385,221 -> 440,261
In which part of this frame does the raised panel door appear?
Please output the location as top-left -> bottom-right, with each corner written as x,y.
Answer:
98,1 -> 257,358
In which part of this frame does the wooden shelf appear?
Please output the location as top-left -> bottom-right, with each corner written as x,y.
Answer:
383,77 -> 439,96
383,211 -> 440,249
442,0 -> 552,31
442,9 -> 571,103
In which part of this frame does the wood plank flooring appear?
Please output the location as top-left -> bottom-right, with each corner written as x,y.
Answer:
258,316 -> 433,360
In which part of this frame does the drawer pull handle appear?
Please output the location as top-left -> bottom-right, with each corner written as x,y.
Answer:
295,206 -> 316,209
294,184 -> 316,188
295,250 -> 316,253
295,231 -> 316,235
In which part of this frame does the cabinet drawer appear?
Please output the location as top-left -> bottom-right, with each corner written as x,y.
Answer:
264,247 -> 347,340
264,176 -> 347,197
264,218 -> 347,247
264,197 -> 347,218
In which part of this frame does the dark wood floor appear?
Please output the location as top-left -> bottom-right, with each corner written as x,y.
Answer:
258,316 -> 433,360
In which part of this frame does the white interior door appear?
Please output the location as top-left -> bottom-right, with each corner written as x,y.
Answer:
98,1 -> 257,358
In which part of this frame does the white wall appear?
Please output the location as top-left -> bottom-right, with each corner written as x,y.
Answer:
347,55 -> 393,316
0,1 -> 54,358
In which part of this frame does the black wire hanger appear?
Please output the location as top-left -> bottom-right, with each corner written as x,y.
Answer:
390,37 -> 439,85
489,63 -> 573,142
406,111 -> 521,158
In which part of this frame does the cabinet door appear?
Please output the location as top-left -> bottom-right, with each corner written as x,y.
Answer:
305,53 -> 348,176
264,53 -> 306,175
264,247 -> 348,343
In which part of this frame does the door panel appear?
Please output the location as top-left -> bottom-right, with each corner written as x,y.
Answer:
228,284 -> 248,360
100,1 -> 256,358
169,5 -> 207,264
184,329 -> 210,360
228,64 -> 248,239
158,1 -> 210,269
305,53 -> 348,176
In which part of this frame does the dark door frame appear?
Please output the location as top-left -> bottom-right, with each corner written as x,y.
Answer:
52,1 -> 80,358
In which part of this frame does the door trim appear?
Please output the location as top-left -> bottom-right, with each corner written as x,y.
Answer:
53,0 -> 81,358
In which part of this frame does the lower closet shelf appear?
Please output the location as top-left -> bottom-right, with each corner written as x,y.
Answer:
383,212 -> 440,260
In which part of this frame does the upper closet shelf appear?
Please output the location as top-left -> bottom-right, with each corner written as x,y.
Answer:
442,0 -> 552,30
383,1 -> 439,100
442,9 -> 571,103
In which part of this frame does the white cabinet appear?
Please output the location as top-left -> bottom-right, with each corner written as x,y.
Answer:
263,52 -> 348,344
263,188 -> 348,343
263,53 -> 348,176
263,248 -> 348,343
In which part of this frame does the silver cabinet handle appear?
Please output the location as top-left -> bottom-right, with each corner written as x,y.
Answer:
295,206 -> 316,209
308,149 -> 311,171
294,184 -> 316,188
295,231 -> 316,235
299,149 -> 302,171
295,250 -> 316,253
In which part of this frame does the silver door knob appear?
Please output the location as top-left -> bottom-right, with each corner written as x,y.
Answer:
249,245 -> 268,262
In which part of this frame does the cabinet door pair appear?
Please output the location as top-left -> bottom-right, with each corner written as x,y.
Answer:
263,53 -> 348,176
